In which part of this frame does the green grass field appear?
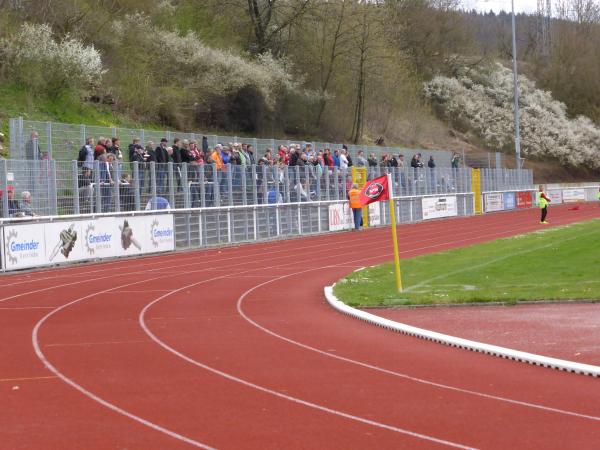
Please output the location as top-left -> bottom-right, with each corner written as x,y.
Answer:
333,219 -> 600,307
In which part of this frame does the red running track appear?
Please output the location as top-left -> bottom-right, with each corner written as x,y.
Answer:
1,204 -> 599,450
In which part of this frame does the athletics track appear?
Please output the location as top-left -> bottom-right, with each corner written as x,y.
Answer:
1,204 -> 599,449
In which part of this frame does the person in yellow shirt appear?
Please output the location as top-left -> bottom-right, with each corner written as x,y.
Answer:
348,183 -> 362,231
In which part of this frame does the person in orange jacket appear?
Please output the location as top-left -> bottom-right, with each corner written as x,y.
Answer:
348,183 -> 362,231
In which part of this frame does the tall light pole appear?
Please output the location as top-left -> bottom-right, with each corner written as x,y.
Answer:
511,0 -> 522,169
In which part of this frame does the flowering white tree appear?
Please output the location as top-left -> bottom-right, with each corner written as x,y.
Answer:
0,23 -> 104,95
111,14 -> 302,110
424,63 -> 600,168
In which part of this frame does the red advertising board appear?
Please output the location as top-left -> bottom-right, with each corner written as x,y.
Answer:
517,191 -> 532,209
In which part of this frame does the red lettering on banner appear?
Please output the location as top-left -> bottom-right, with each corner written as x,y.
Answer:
517,191 -> 532,209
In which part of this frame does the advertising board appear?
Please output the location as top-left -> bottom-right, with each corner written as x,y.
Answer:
328,203 -> 353,231
516,191 -> 532,209
422,196 -> 458,220
484,193 -> 504,212
503,192 -> 516,210
547,190 -> 563,204
562,188 -> 585,203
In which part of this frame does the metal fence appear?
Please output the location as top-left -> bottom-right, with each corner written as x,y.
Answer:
0,158 -> 533,219
9,117 -> 459,167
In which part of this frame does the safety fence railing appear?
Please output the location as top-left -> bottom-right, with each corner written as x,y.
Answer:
9,117 -> 457,166
0,193 -> 477,272
2,159 -> 531,219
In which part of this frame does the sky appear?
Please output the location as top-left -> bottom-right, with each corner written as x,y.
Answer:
462,0 -> 540,14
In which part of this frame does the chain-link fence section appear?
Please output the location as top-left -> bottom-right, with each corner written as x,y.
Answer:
10,117 -> 463,167
0,159 -> 533,219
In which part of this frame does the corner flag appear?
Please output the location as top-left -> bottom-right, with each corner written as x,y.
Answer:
359,175 -> 390,206
359,173 -> 403,293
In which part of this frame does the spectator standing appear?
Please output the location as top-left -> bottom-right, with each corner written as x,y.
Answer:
95,138 -> 108,159
333,149 -> 340,168
120,173 -> 135,211
78,137 -> 95,171
25,132 -> 42,160
367,153 -> 378,167
109,137 -> 124,162
451,152 -> 460,169
428,156 -> 436,168
155,138 -> 169,194
128,138 -> 143,161
339,149 -> 349,170
356,150 -> 367,167
348,183 -> 362,231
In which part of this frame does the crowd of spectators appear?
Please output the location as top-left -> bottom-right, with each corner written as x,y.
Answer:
70,135 -> 465,212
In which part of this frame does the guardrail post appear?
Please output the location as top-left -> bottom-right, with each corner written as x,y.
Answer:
132,162 -> 141,211
46,122 -> 53,160
283,166 -> 291,203
251,165 -> 258,204
80,124 -> 86,147
182,163 -> 190,209
241,165 -> 248,206
168,162 -> 175,208
150,161 -> 157,205
49,159 -> 58,215
199,165 -> 206,208
226,164 -> 233,206
333,167 -> 339,201
94,159 -> 101,213
71,160 -> 80,215
112,161 -> 120,213
213,164 -> 220,207
0,159 -> 8,218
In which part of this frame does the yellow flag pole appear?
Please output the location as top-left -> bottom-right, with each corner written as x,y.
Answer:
386,173 -> 402,292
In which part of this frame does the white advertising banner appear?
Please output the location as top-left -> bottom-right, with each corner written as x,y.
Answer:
484,193 -> 504,212
328,203 -> 353,231
422,196 -> 458,220
81,217 -> 119,259
562,188 -> 585,203
2,214 -> 175,272
44,220 -> 86,264
547,189 -> 563,204
3,223 -> 47,270
368,203 -> 381,226
113,216 -> 147,257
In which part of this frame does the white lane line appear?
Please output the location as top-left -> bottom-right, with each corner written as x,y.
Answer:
235,267 -> 600,423
28,214 -> 595,449
45,340 -> 150,348
32,279 -> 217,450
3,208 -> 541,305
139,284 -> 476,450
0,306 -> 57,310
0,375 -> 58,383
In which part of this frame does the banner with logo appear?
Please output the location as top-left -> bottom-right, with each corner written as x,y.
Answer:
562,188 -> 585,203
3,223 -> 47,270
503,192 -> 516,210
421,196 -> 458,220
516,191 -> 533,209
359,175 -> 390,206
547,189 -> 563,204
484,193 -> 504,212
44,220 -> 86,264
81,217 -> 118,259
328,203 -> 353,231
2,214 -> 175,271
368,203 -> 381,226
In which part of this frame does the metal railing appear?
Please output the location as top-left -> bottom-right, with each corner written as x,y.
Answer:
9,117 -> 458,166
0,158 -> 534,219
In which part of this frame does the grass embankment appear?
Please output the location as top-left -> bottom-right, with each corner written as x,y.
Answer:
0,84 -> 155,157
334,219 -> 600,307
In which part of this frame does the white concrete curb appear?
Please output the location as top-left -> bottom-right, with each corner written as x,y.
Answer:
324,285 -> 600,377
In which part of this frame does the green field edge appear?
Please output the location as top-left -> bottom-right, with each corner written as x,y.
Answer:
333,219 -> 600,308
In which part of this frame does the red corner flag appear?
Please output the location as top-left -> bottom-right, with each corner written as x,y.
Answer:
359,175 -> 390,206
